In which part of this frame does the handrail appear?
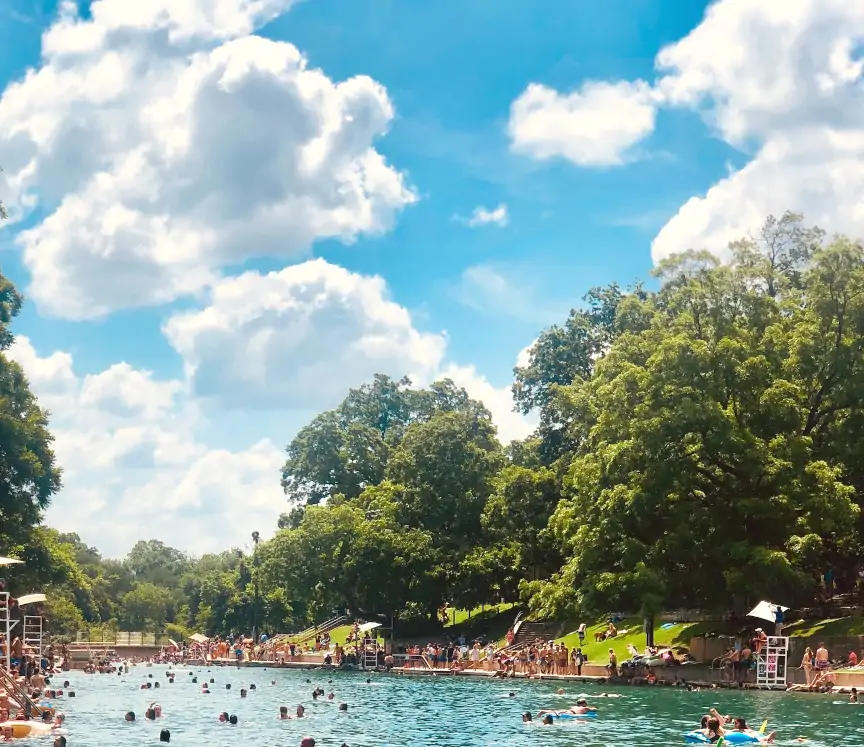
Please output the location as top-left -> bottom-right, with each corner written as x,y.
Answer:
0,667 -> 45,717
262,614 -> 349,653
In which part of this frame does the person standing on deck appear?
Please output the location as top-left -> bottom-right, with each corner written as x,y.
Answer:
815,642 -> 830,675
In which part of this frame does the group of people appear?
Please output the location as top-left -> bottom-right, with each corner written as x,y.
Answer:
0,646 -> 67,747
697,708 -> 776,744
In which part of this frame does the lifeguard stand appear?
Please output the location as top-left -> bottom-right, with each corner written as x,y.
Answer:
23,615 -> 44,657
756,636 -> 789,688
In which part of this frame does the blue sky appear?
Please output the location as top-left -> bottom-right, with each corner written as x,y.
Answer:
1,0 -> 861,555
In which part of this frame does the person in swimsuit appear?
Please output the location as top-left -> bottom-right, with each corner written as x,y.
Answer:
815,642 -> 830,672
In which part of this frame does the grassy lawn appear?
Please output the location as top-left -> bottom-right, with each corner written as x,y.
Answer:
443,602 -> 516,628
291,624 -> 383,647
552,614 -> 864,663
783,615 -> 864,638
554,618 -> 715,663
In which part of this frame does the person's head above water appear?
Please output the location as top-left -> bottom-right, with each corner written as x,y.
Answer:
522,712 -> 532,722
542,715 -> 554,725
229,715 -> 238,725
219,712 -> 228,722
296,704 -> 306,716
338,703 -> 348,711
301,738 -> 316,747
125,712 -> 136,722
160,729 -> 170,743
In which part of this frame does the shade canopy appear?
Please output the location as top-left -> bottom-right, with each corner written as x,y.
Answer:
747,601 -> 789,624
16,593 -> 46,606
0,557 -> 24,566
189,633 -> 209,643
358,622 -> 382,633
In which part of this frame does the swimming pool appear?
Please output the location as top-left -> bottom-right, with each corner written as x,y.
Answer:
56,665 -> 860,747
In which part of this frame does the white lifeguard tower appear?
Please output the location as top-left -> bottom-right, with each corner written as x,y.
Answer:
1,557 -> 48,670
756,635 -> 790,689
20,594 -> 48,658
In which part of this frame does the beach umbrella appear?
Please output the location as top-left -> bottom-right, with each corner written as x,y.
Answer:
746,601 -> 788,623
189,633 -> 209,643
169,639 -> 180,648
358,622 -> 382,633
0,557 -> 23,566
16,593 -> 46,606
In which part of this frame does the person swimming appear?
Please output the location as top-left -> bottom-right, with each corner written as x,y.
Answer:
124,712 -> 135,722
522,712 -> 532,722
850,688 -> 858,703
731,717 -> 776,743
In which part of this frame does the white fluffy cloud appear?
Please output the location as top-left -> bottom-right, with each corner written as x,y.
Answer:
7,335 -> 285,556
163,259 -> 447,411
0,0 -> 414,319
163,258 -> 534,442
651,0 -> 864,260
467,204 -> 509,227
509,0 -> 864,259
508,80 -> 660,166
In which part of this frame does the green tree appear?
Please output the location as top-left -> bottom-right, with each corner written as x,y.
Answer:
526,218 -> 862,621
120,582 -> 172,632
0,276 -> 62,549
282,376 -> 491,505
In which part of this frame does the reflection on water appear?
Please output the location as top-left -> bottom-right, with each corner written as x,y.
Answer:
57,664 -> 859,747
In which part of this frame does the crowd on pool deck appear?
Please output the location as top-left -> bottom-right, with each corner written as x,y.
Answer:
0,635 -> 69,747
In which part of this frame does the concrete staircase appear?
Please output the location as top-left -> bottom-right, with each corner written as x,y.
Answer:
513,620 -> 555,646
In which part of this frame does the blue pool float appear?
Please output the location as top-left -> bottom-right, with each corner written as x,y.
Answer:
554,711 -> 597,719
685,730 -> 762,743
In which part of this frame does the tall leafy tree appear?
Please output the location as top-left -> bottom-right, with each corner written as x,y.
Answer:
525,218 -> 863,621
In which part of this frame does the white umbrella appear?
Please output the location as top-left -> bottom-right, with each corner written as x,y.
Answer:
189,633 -> 209,643
0,557 -> 23,566
169,639 -> 180,648
16,593 -> 46,606
747,601 -> 788,624
358,622 -> 382,633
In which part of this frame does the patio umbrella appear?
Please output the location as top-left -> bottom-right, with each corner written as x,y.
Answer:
747,601 -> 788,623
0,557 -> 23,566
169,639 -> 180,648
358,622 -> 382,633
16,593 -> 46,606
189,633 -> 209,643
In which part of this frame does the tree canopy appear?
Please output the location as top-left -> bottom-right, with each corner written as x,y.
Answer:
4,212 -> 864,641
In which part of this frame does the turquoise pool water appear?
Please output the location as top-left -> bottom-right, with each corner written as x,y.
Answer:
56,665 -> 861,746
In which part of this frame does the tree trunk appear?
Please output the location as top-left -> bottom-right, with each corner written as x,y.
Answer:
644,616 -> 655,648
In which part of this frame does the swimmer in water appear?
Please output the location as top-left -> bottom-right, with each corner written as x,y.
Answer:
125,712 -> 136,722
542,715 -> 554,725
850,688 -> 858,703
279,706 -> 289,719
522,712 -> 532,722
219,712 -> 229,722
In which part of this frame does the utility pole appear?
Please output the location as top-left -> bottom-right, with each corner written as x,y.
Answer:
251,531 -> 260,643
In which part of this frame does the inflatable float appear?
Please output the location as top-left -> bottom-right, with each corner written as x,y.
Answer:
0,721 -> 53,738
685,730 -> 762,743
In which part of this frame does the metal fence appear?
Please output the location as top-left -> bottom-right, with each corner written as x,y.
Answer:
75,630 -> 157,645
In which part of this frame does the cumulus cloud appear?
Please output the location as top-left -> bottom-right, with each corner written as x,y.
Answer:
162,258 -> 534,441
0,0 -> 415,319
7,335 -> 284,556
508,0 -> 864,260
508,80 -> 660,166
163,259 -> 447,411
651,0 -> 864,260
466,204 -> 509,227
